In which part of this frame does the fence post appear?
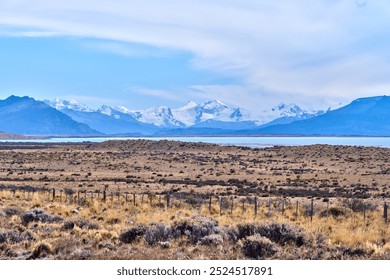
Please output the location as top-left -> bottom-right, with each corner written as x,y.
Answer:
133,193 -> 136,206
77,191 -> 81,205
384,202 -> 388,223
363,204 -> 366,226
344,205 -> 347,221
60,190 -> 62,203
208,196 -> 212,213
310,198 -> 314,222
219,196 -> 222,215
267,199 -> 271,216
103,190 -> 107,203
281,199 -> 285,216
254,197 -> 258,216
166,193 -> 170,208
326,200 -> 329,218
117,192 -> 120,207
230,197 -> 234,215
125,193 -> 128,204
296,201 -> 299,220
149,194 -> 153,207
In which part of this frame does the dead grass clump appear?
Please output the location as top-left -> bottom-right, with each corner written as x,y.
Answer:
242,234 -> 279,259
28,243 -> 53,259
319,207 -> 344,218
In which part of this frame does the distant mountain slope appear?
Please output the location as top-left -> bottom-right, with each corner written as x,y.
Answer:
0,131 -> 44,140
0,96 -> 100,135
252,96 -> 390,136
61,107 -> 159,135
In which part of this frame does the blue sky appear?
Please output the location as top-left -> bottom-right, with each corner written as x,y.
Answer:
0,0 -> 389,111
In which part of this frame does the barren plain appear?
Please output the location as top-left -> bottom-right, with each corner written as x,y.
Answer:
0,140 -> 389,259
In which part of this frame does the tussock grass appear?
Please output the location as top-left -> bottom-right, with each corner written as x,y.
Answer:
0,190 -> 389,260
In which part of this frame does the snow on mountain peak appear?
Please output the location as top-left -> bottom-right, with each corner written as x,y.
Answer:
179,101 -> 197,110
201,100 -> 228,110
98,105 -> 120,119
45,98 -> 93,112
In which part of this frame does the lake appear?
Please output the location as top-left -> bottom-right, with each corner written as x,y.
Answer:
1,136 -> 390,148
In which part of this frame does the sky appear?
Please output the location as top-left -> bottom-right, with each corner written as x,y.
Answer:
0,0 -> 389,111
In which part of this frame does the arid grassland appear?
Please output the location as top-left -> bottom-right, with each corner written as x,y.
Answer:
0,140 -> 389,259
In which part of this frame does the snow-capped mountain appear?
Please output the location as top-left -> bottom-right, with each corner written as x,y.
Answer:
44,97 -> 324,134
123,105 -> 186,128
44,98 -> 93,112
121,100 -> 255,128
254,103 -> 325,127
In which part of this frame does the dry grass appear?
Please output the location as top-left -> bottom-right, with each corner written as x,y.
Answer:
0,189 -> 389,260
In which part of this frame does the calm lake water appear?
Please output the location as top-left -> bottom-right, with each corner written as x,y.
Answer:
1,136 -> 390,148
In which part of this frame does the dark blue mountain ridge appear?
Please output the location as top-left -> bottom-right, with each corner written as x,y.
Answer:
60,108 -> 159,135
250,95 -> 390,136
0,95 -> 101,135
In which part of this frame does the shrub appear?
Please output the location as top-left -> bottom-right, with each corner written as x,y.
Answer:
200,234 -> 224,245
144,223 -> 175,245
20,208 -> 63,224
242,235 -> 278,259
119,225 -> 146,244
173,215 -> 221,243
257,223 -> 305,247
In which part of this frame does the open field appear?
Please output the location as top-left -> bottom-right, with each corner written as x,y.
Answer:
0,140 -> 389,259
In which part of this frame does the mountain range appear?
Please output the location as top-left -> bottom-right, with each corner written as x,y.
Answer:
0,95 -> 388,136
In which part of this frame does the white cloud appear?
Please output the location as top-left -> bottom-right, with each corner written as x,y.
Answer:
1,0 -> 390,108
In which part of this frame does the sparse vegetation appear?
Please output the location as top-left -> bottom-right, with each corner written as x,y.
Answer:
0,140 -> 389,259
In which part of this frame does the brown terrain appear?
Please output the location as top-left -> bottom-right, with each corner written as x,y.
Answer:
0,140 -> 389,259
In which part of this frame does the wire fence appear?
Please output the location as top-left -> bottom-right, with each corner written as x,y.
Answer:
0,185 -> 388,224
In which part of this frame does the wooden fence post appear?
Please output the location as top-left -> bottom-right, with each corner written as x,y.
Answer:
77,191 -> 81,205
117,192 -> 120,207
103,190 -> 106,203
344,205 -> 347,221
133,193 -> 136,206
384,202 -> 388,223
219,196 -> 222,215
125,193 -> 128,204
60,190 -> 63,203
296,201 -> 299,220
363,204 -> 366,226
208,196 -> 212,213
254,197 -> 258,216
310,198 -> 314,222
326,200 -> 329,218
166,193 -> 170,208
267,199 -> 271,216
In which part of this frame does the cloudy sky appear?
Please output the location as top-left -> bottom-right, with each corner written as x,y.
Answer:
0,0 -> 389,111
